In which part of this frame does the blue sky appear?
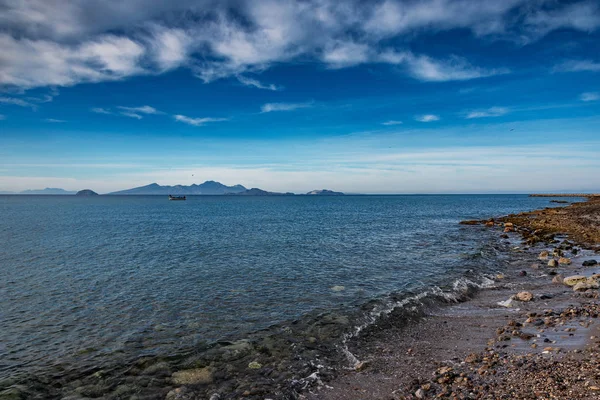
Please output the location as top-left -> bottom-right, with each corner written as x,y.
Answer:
0,0 -> 599,193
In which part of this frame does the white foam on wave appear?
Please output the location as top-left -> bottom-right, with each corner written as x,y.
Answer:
339,274 -> 496,368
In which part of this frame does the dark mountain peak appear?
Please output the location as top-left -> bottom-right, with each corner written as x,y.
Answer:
109,181 -> 248,195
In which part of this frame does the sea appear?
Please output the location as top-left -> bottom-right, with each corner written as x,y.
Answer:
0,194 -> 571,382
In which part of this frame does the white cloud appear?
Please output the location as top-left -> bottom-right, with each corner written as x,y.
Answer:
117,105 -> 162,115
236,75 -> 281,91
91,105 -> 161,119
45,118 -> 66,123
382,120 -> 403,126
555,60 -> 600,73
580,92 -> 599,102
173,114 -> 228,127
322,41 -> 371,68
0,96 -> 37,109
3,0 -> 595,90
120,112 -> 143,120
466,106 -> 509,119
525,1 -> 600,39
91,107 -> 112,114
260,102 -> 313,113
402,54 -> 509,82
415,114 -> 440,122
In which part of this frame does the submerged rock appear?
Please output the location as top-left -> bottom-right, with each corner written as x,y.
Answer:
552,274 -> 564,284
171,367 -> 213,385
247,361 -> 262,369
583,260 -> 598,267
538,251 -> 549,260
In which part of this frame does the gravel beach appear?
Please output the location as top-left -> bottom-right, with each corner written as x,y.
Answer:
309,196 -> 600,400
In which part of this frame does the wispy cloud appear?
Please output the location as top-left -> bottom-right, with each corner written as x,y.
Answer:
120,112 -> 143,120
91,105 -> 161,119
173,114 -> 228,127
237,75 -> 282,91
466,106 -> 509,119
261,102 -> 313,113
555,60 -> 600,73
580,92 -> 599,102
0,96 -> 37,109
382,120 -> 403,126
91,107 -> 112,115
415,114 -> 440,122
117,105 -> 162,115
401,54 -> 510,82
44,118 -> 66,123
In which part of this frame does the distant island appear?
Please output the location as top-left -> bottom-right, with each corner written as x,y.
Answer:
109,181 -> 247,195
2,181 -> 345,196
306,189 -> 344,196
76,189 -> 99,196
232,188 -> 295,196
19,188 -> 77,195
108,181 -> 344,196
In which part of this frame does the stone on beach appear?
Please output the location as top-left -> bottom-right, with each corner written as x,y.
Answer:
558,257 -> 571,265
548,259 -> 558,268
563,275 -> 588,286
497,298 -> 514,308
573,280 -> 599,292
552,274 -> 564,284
538,250 -> 549,260
583,260 -> 598,266
514,291 -> 533,302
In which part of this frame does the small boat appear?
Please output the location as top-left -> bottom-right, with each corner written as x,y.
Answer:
169,195 -> 186,201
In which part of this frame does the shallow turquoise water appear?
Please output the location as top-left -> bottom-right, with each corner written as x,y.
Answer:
0,194 -> 569,378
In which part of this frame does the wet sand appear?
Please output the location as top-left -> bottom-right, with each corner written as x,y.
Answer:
309,197 -> 600,399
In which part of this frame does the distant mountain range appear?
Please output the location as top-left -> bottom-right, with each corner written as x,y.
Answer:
109,181 -> 247,195
1,181 -> 345,196
0,188 -> 78,195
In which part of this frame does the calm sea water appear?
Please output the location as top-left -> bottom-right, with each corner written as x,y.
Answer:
0,195 -> 566,379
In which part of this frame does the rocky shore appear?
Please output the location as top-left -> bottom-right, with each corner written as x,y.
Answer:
309,196 -> 600,399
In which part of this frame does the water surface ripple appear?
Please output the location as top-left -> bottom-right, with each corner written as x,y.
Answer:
0,194 -> 564,379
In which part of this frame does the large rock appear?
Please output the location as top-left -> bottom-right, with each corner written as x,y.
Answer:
563,275 -> 588,286
573,280 -> 599,292
171,368 -> 213,385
